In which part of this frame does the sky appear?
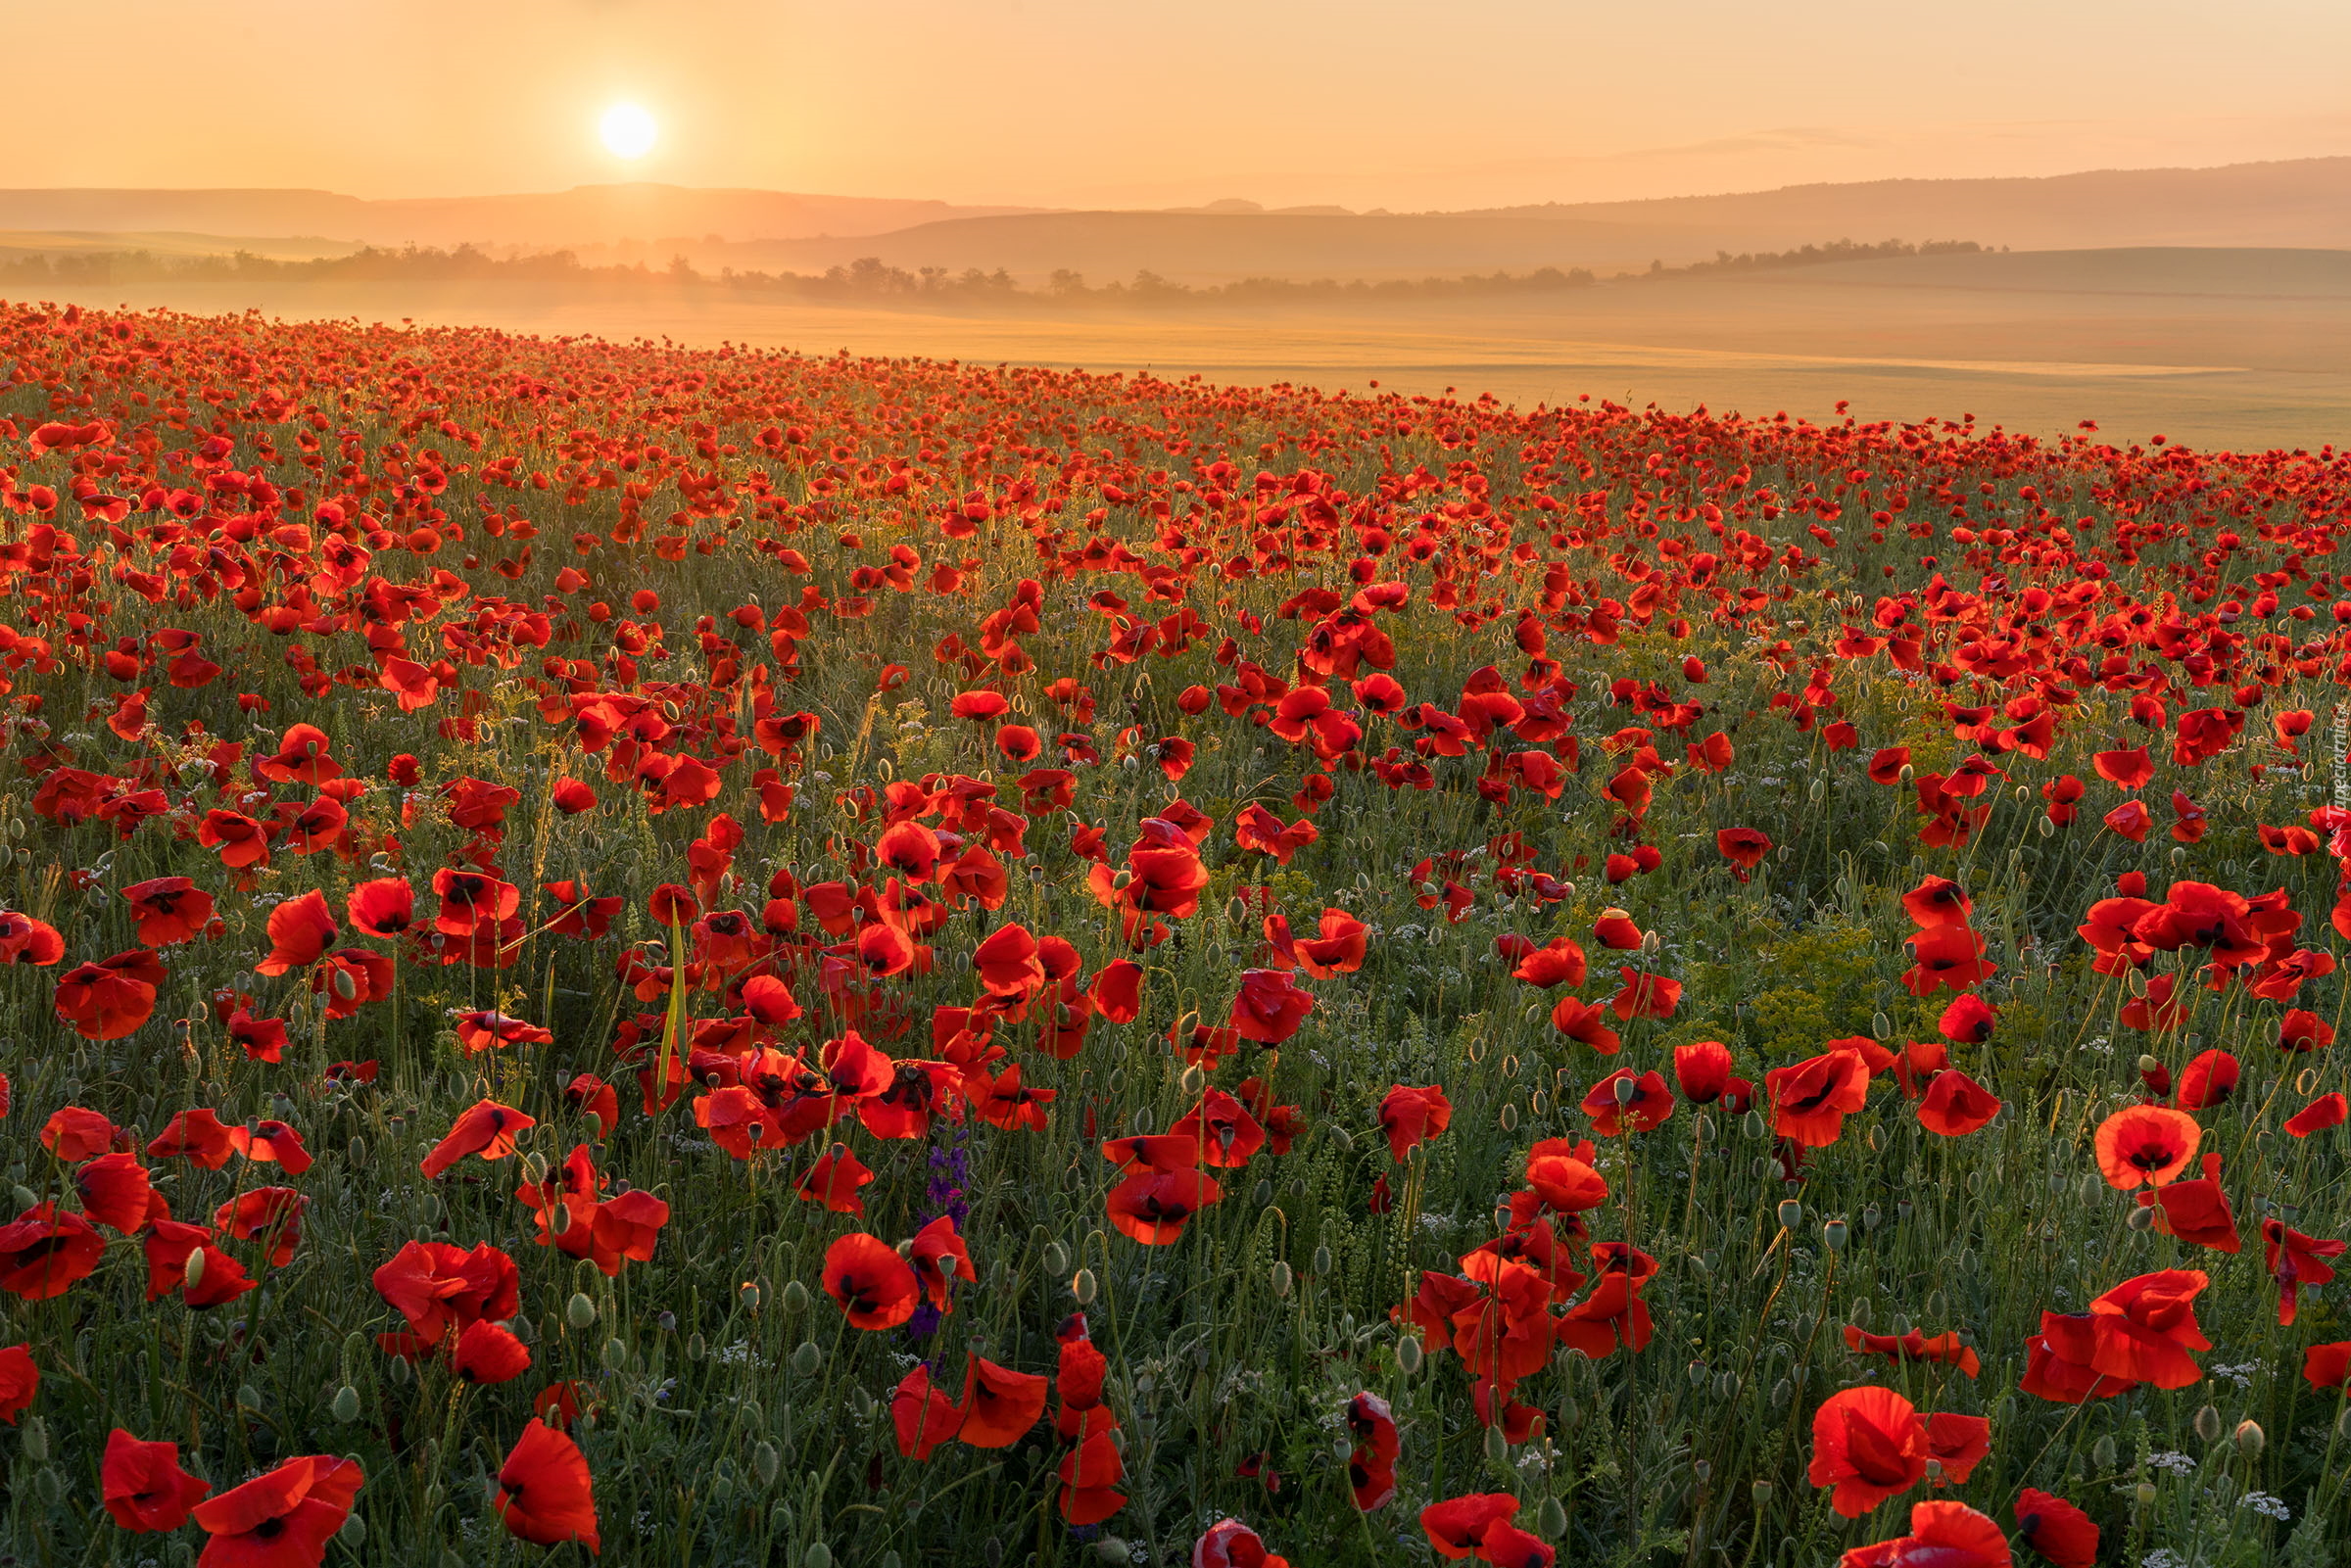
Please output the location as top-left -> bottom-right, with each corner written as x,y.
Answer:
17,0 -> 2351,210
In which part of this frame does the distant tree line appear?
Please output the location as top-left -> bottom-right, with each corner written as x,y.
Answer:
0,236 -> 1988,304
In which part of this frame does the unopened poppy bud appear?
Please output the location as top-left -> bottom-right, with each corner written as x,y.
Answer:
2137,1054 -> 2162,1075
2036,814 -> 2054,837
549,1201 -> 572,1236
1870,1012 -> 1891,1039
236,1384 -> 263,1411
1091,1542 -> 1131,1565
2126,1204 -> 2156,1231
791,1341 -> 822,1377
1743,1110 -> 1766,1140
1043,1241 -> 1071,1276
1072,1267 -> 1098,1304
1896,763 -> 1914,783
566,1292 -> 598,1329
1776,1199 -> 1802,1230
753,1441 -> 780,1487
1821,1219 -> 1847,1252
1396,1334 -> 1423,1374
1483,1424 -> 1509,1462
1537,1497 -> 1567,1540
183,1246 -> 208,1289
1179,1064 -> 1205,1095
20,1416 -> 47,1463
1253,1177 -> 1272,1205
780,1279 -> 807,1313
2194,1404 -> 2222,1442
1270,1261 -> 1292,1297
1329,1126 -> 1354,1153
2091,1435 -> 2117,1470
1313,1244 -> 1333,1275
2234,1419 -> 2265,1457
1225,898 -> 1246,924
804,1544 -> 834,1568
2135,1481 -> 2157,1507
1922,1458 -> 1943,1482
332,1385 -> 360,1422
1498,1103 -> 1518,1132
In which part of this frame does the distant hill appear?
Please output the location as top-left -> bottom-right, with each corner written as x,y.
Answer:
7,158 -> 2351,285
1488,158 -> 2351,251
0,185 -> 1037,248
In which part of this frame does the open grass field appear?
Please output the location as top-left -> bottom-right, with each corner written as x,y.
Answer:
2,285 -> 2351,1568
18,246 -> 2351,453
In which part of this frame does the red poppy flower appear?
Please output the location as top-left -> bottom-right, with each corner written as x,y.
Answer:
891,1364 -> 965,1459
190,1453 -> 362,1568
453,1320 -> 532,1385
1229,968 -> 1316,1044
2013,1488 -> 2098,1568
0,909 -> 64,966
0,1203 -> 105,1300
2263,1217 -> 2347,1326
1843,1500 -> 2009,1568
1714,827 -> 1771,879
2141,1155 -> 2240,1254
1843,1325 -> 1980,1379
2303,1342 -> 2351,1392
957,1354 -> 1048,1448
1196,1518 -> 1295,1568
823,1231 -> 920,1329
1511,937 -> 1588,989
122,877 -> 216,946
795,1144 -> 876,1215
149,1108 -> 236,1168
1378,1084 -> 1454,1162
2287,1092 -> 2349,1137
1807,1384 -> 1927,1517
1916,1069 -> 2000,1136
229,1119 -> 313,1175
40,1104 -> 118,1162
0,1344 -> 35,1423
252,890 -> 337,978
344,878 -> 415,939
495,1419 -> 599,1551
216,1187 -> 307,1266
1581,1069 -> 1673,1135
420,1099 -> 536,1178
1766,1048 -> 1871,1147
1420,1494 -> 1521,1560
2175,1049 -> 2240,1111
55,949 -> 165,1039
102,1428 -> 211,1532
1106,1166 -> 1222,1244
75,1151 -> 154,1232
1607,968 -> 1680,1021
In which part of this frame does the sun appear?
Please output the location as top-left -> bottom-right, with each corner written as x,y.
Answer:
599,103 -> 658,161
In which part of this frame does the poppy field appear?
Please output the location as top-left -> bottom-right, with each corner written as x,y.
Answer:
4,299 -> 2351,1568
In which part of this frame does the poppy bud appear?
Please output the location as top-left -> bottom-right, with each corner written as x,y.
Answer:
1271,1261 -> 1292,1297
1498,1103 -> 1518,1132
791,1341 -> 822,1376
1225,898 -> 1246,924
331,965 -> 358,1001
1770,1378 -> 1792,1407
567,1292 -> 597,1328
1072,1267 -> 1097,1304
781,1278 -> 808,1313
1396,1335 -> 1423,1375
1091,1542 -> 1132,1564
2234,1419 -> 2265,1457
348,1136 -> 368,1168
2194,1404 -> 2223,1443
549,1202 -> 572,1236
1484,1424 -> 1509,1462
1743,1110 -> 1766,1140
2135,1481 -> 2156,1507
1897,763 -> 1914,784
1179,1064 -> 1205,1095
2037,814 -> 2054,837
1922,1458 -> 1943,1483
2136,1053 -> 2162,1074
2126,1204 -> 2156,1231
1776,1199 -> 1802,1229
1821,1219 -> 1847,1252
20,1416 -> 47,1463
236,1384 -> 263,1411
2091,1435 -> 2117,1470
805,1544 -> 834,1568
183,1247 -> 208,1290
1870,1012 -> 1891,1039
687,1332 -> 705,1360
1329,1126 -> 1354,1153
1313,1245 -> 1333,1275
332,1384 -> 361,1422
753,1441 -> 780,1487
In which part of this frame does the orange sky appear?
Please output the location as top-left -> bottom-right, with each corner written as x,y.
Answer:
20,0 -> 2351,209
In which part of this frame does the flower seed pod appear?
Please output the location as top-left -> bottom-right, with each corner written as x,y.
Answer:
1612,1075 -> 1638,1106
1821,1219 -> 1848,1253
1776,1199 -> 1803,1230
1072,1267 -> 1097,1305
1751,1481 -> 1772,1508
566,1292 -> 598,1329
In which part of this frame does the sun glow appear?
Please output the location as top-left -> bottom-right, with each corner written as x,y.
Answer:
598,103 -> 657,160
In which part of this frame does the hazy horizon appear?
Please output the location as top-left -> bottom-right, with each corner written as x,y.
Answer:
19,1 -> 2351,213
